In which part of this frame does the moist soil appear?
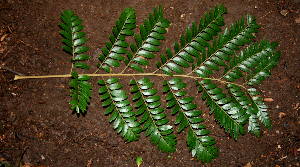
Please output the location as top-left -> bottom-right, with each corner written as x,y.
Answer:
0,0 -> 299,166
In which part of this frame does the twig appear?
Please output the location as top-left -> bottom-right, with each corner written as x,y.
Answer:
2,43 -> 17,60
0,64 -> 25,76
258,11 -> 274,20
7,25 -> 39,51
15,146 -> 28,167
86,158 -> 92,167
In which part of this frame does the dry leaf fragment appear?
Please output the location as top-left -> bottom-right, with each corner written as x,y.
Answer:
278,155 -> 287,161
0,157 -> 7,161
291,147 -> 298,156
294,103 -> 300,110
0,34 -> 8,41
280,10 -> 289,16
165,27 -> 169,33
279,112 -> 286,119
295,17 -> 300,24
264,98 -> 274,102
31,165 -> 46,167
244,161 -> 252,167
23,163 -> 31,167
86,158 -> 92,167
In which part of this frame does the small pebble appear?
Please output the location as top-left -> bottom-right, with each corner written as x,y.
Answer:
282,123 -> 290,128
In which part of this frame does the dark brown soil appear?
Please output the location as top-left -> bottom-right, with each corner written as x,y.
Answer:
0,0 -> 299,166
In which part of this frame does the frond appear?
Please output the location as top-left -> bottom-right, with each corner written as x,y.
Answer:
164,78 -> 218,163
130,78 -> 176,153
57,3 -> 280,163
98,78 -> 141,142
69,71 -> 92,113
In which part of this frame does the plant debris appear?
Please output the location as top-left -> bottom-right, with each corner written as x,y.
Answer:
280,10 -> 289,16
279,112 -> 286,119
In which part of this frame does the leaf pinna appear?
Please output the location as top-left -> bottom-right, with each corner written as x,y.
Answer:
60,10 -> 91,113
131,78 -> 176,153
69,71 -> 92,113
126,4 -> 170,73
164,78 -> 218,162
156,4 -> 227,76
97,7 -> 136,73
58,3 -> 280,163
59,10 -> 90,70
99,78 -> 141,142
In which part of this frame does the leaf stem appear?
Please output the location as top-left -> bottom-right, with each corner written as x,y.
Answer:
15,73 -> 197,80
70,26 -> 75,74
14,73 -> 247,90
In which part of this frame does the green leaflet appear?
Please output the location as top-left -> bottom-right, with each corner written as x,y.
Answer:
74,62 -> 90,69
74,54 -> 90,61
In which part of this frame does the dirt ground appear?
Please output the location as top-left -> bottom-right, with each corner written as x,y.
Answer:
0,0 -> 299,166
